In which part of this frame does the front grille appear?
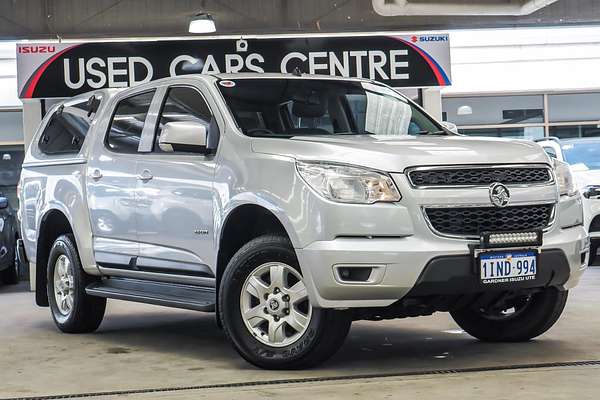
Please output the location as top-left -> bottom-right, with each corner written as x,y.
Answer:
408,166 -> 551,187
425,204 -> 554,237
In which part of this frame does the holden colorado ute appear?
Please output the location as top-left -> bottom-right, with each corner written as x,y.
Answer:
18,73 -> 589,369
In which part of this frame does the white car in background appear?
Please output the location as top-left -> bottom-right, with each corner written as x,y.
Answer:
537,137 -> 600,264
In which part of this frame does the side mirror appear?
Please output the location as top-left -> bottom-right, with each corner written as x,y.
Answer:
441,121 -> 459,134
0,197 -> 8,209
159,121 -> 209,153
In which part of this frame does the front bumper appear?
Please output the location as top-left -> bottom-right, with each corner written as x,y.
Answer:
297,224 -> 589,309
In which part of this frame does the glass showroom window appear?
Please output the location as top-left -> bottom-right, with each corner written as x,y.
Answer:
442,95 -> 545,139
548,93 -> 600,123
443,91 -> 600,140
549,124 -> 600,139
443,95 -> 544,126
547,93 -> 600,139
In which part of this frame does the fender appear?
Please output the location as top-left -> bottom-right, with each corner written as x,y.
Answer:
218,192 -> 300,245
37,194 -> 98,276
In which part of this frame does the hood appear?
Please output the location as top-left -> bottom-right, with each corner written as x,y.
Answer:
571,168 -> 600,189
251,135 -> 551,172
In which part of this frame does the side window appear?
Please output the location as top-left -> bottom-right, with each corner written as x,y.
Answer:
107,90 -> 155,153
154,86 -> 215,153
38,101 -> 93,155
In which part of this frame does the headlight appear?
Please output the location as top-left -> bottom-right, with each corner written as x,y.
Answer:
296,161 -> 401,204
553,159 -> 577,197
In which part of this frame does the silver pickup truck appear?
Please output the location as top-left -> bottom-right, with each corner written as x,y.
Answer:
19,73 -> 589,369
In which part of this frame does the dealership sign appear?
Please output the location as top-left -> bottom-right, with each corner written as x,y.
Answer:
16,35 -> 451,99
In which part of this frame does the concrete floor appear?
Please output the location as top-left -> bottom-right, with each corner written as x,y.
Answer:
1,267 -> 599,399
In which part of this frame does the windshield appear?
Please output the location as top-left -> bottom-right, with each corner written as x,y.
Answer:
562,140 -> 600,170
217,78 -> 444,138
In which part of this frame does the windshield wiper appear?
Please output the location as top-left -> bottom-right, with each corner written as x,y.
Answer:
414,130 -> 448,136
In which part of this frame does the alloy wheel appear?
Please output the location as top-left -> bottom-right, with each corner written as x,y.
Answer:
53,254 -> 75,316
240,262 -> 312,347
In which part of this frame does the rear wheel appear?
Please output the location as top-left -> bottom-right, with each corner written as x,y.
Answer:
451,288 -> 568,342
47,234 -> 106,333
219,235 -> 351,369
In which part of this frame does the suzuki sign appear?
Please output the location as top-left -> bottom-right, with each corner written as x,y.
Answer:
16,35 -> 451,99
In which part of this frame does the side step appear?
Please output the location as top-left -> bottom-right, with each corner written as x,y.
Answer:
86,278 -> 216,312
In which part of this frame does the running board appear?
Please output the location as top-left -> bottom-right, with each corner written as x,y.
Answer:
86,278 -> 216,312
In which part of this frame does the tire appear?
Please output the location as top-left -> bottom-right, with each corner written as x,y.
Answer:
219,235 -> 351,369
47,234 -> 106,333
451,288 -> 568,342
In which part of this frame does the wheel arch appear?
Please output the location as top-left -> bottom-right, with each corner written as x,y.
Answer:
35,208 -> 74,306
216,203 -> 294,288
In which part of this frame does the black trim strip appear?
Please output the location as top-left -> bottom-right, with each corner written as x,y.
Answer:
4,360 -> 600,400
99,260 -> 215,279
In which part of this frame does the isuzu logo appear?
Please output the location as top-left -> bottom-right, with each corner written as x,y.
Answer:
489,182 -> 510,208
18,45 -> 56,54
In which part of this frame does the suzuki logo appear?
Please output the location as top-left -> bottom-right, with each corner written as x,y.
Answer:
489,182 -> 510,208
410,35 -> 448,43
18,45 -> 56,54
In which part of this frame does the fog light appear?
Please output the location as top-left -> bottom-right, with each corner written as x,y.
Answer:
333,264 -> 386,284
481,231 -> 542,248
335,266 -> 372,282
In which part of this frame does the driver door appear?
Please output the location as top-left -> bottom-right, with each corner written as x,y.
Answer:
134,82 -> 219,283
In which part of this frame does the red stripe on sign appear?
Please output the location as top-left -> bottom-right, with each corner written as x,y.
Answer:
392,37 -> 449,86
22,45 -> 80,98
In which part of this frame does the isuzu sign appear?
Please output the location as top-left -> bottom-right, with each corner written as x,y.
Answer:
16,35 -> 451,99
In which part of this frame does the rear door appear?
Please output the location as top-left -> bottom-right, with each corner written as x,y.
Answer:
134,81 -> 219,284
86,89 -> 157,269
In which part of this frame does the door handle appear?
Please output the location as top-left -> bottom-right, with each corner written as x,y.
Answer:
137,169 -> 153,182
89,168 -> 103,180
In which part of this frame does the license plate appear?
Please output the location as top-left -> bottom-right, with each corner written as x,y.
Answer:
479,250 -> 537,284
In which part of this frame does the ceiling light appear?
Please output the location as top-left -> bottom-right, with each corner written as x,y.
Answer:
189,13 -> 216,34
457,105 -> 473,116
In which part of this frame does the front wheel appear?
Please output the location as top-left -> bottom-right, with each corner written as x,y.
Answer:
47,234 -> 106,333
450,288 -> 568,342
219,235 -> 351,369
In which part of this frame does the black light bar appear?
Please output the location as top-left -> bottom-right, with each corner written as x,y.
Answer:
480,230 -> 543,249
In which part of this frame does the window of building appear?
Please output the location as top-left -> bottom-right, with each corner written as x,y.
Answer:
38,101 -> 93,155
548,93 -> 600,123
549,124 -> 600,139
443,95 -> 544,126
443,91 -> 600,141
107,90 -> 155,153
